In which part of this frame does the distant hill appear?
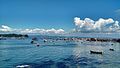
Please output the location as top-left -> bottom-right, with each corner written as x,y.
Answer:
0,34 -> 28,38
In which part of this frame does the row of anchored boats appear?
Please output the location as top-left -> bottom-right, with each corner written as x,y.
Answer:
90,48 -> 114,55
16,37 -> 116,68
30,37 -> 116,51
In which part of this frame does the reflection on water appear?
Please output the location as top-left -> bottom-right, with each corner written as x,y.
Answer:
0,38 -> 120,68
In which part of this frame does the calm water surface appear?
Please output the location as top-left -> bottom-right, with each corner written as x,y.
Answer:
0,37 -> 120,68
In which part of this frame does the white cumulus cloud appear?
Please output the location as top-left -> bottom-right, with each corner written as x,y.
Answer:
74,17 -> 120,32
0,25 -> 12,32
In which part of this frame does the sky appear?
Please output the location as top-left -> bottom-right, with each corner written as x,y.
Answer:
0,0 -> 120,34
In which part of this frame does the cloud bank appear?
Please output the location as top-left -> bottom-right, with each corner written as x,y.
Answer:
1,17 -> 120,34
74,17 -> 120,32
20,28 -> 64,34
0,25 -> 64,34
0,25 -> 12,32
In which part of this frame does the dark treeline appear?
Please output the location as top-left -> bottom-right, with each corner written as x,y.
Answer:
0,34 -> 28,38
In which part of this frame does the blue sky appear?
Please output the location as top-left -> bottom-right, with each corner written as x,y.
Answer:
0,0 -> 120,31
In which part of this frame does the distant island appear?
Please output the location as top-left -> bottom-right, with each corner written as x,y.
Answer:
0,34 -> 28,38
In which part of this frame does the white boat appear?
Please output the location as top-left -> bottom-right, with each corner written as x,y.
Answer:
16,65 -> 30,68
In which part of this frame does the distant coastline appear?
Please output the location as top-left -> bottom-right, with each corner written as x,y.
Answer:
0,34 -> 28,38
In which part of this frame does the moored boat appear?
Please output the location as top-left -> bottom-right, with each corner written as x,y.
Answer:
16,65 -> 30,68
90,50 -> 103,54
109,48 -> 114,51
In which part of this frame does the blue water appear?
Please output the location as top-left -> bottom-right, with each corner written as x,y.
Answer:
0,36 -> 120,68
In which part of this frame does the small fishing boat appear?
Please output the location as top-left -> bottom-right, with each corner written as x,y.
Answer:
30,40 -> 37,44
90,50 -> 103,54
16,65 -> 30,68
31,40 -> 34,44
109,48 -> 114,51
36,43 -> 40,47
43,39 -> 47,42
32,37 -> 38,41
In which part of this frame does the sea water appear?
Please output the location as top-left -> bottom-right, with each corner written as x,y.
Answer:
0,36 -> 120,68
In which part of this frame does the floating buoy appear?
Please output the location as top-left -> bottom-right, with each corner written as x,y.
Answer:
111,44 -> 114,45
37,44 -> 40,47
